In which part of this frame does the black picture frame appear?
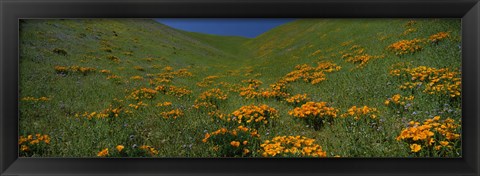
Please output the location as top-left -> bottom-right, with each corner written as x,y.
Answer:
1,0 -> 479,175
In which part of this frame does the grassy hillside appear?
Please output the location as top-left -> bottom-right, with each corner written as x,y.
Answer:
19,19 -> 461,158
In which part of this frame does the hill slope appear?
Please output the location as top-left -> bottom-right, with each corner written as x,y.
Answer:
19,19 -> 461,157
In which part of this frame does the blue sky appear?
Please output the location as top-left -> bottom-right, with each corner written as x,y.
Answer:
155,18 -> 295,38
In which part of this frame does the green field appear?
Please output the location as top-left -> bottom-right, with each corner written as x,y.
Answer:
19,19 -> 462,157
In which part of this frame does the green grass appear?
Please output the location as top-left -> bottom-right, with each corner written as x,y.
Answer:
19,18 -> 461,157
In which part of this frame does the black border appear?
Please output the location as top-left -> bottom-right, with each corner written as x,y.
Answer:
1,0 -> 479,176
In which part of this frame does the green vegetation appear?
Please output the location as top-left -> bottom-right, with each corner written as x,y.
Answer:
19,19 -> 461,157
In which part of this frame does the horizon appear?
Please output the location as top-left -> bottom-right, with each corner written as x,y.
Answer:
155,18 -> 295,38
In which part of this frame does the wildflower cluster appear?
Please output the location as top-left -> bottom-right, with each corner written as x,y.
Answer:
54,65 -> 96,75
217,81 -> 242,93
283,62 -> 340,84
100,69 -> 111,74
97,144 -> 159,157
106,55 -> 121,63
139,145 -> 160,156
405,20 -> 416,27
207,110 -> 229,121
387,39 -> 423,56
202,126 -> 260,157
75,105 -> 124,120
402,28 -> 417,36
53,66 -> 68,74
285,94 -> 310,106
289,102 -> 339,130
231,104 -> 279,128
341,40 -> 353,46
341,45 -> 384,68
167,86 -> 192,97
133,66 -> 144,71
128,101 -> 148,110
340,105 -> 378,121
237,62 -> 340,100
396,116 -> 461,156
21,96 -> 51,102
199,88 -> 227,102
309,49 -> 321,57
262,87 -> 287,100
258,89 -> 289,99
143,57 -> 154,62
19,134 -> 51,157
194,88 -> 228,110
346,54 -> 384,68
106,74 -> 123,84
260,136 -> 327,157
156,101 -> 172,107
149,78 -> 171,84
125,85 -> 190,100
148,67 -> 193,86
244,79 -> 263,87
238,79 -> 263,99
241,81 -> 290,100
428,32 -> 449,43
99,40 -> 113,52
127,87 -> 158,101
239,86 -> 260,99
316,61 -> 343,73
196,75 -> 220,87
391,66 -> 461,98
400,20 -> 417,36
160,109 -> 184,119
130,75 -> 143,80
384,94 -> 415,113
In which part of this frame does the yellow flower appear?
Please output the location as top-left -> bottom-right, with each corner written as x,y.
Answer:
97,148 -> 109,157
230,141 -> 240,147
29,139 -> 40,145
116,145 -> 125,152
202,133 -> 211,143
20,145 -> 29,152
440,141 -> 449,146
428,138 -> 435,146
410,144 -> 422,153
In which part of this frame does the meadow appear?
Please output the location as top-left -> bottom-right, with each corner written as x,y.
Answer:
19,19 -> 461,157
